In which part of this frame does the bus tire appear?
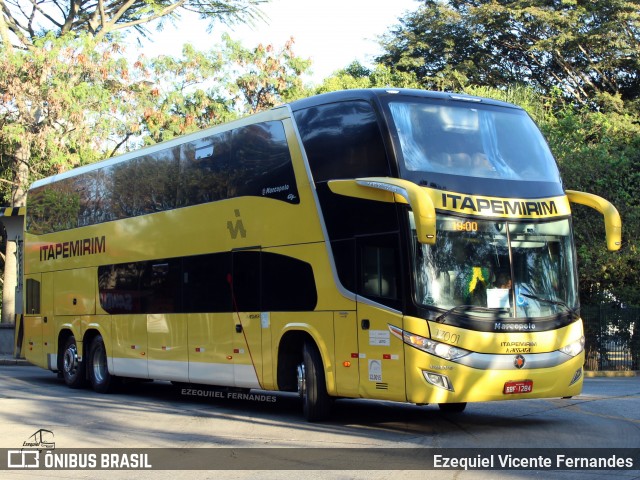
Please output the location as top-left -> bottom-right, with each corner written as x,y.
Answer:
88,335 -> 118,393
438,402 -> 467,413
61,335 -> 85,389
298,341 -> 332,422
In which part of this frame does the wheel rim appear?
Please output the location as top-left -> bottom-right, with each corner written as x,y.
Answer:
92,345 -> 106,384
296,363 -> 306,401
63,343 -> 79,379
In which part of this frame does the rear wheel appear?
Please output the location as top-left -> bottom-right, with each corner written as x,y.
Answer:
438,402 -> 467,413
297,341 -> 332,421
88,335 -> 118,393
61,336 -> 85,388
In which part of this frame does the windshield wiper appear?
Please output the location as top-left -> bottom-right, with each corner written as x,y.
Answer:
520,293 -> 579,319
435,304 -> 510,324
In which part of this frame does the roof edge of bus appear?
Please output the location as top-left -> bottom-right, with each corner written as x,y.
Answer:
286,88 -> 521,111
29,88 -> 519,190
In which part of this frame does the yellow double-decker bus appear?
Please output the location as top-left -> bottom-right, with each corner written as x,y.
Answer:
19,89 -> 621,420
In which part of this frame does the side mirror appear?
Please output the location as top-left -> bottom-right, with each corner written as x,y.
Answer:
328,177 -> 437,244
566,190 -> 622,251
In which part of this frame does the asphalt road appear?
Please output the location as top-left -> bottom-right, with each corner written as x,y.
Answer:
1,365 -> 638,480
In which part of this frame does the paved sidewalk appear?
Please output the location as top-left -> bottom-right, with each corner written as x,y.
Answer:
0,354 -> 30,366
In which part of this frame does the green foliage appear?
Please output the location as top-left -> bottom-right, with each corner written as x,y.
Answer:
27,185 -> 81,235
463,85 -> 554,125
0,29 -> 313,204
1,0 -> 266,48
220,34 -> 313,114
0,33 -> 151,202
544,107 -> 640,305
316,62 -> 421,93
137,34 -> 313,144
377,0 -> 640,109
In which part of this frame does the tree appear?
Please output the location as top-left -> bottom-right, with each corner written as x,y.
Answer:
133,34 -> 312,144
0,0 -> 265,48
0,34 -> 151,202
0,30 -> 312,322
377,0 -> 640,109
0,0 -> 266,325
544,108 -> 640,306
0,0 -> 265,203
223,34 -> 312,114
0,32 -> 154,323
316,61 -> 421,93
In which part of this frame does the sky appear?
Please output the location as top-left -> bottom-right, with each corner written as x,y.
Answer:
135,0 -> 420,85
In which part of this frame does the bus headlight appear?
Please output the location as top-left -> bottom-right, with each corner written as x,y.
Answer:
558,336 -> 585,357
423,371 -> 454,391
389,325 -> 471,361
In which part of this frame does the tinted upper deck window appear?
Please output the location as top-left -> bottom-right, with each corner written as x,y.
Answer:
293,101 -> 390,182
27,121 -> 299,235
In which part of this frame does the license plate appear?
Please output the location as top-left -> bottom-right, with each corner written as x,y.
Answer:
503,380 -> 533,394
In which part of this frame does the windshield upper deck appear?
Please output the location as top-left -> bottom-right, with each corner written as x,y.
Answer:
384,97 -> 563,197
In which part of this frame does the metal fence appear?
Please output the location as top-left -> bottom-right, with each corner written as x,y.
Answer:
581,305 -> 639,371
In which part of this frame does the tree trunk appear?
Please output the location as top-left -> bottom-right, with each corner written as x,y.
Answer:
1,238 -> 17,324
12,141 -> 30,206
1,141 -> 30,324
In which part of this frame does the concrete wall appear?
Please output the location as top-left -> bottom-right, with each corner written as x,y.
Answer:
0,324 -> 15,355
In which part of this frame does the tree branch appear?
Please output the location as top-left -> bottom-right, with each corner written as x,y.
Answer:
0,0 -> 33,48
61,0 -> 83,35
109,131 -> 131,157
95,0 -> 187,42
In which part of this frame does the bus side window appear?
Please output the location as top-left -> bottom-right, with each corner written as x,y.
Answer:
26,278 -> 41,314
182,253 -> 232,313
231,122 -> 299,204
293,100 -> 391,181
231,251 -> 261,312
357,234 -> 401,309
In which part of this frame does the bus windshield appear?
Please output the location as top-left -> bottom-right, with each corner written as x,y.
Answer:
388,99 -> 561,183
410,214 -> 578,319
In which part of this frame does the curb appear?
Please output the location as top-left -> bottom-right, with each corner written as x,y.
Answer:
0,356 -> 31,366
583,370 -> 638,378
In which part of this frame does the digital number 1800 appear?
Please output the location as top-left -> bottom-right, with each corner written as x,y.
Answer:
454,221 -> 478,232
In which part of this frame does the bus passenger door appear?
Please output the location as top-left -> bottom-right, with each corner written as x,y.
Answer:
357,303 -> 406,401
232,312 -> 262,389
333,310 -> 360,397
230,251 -> 262,389
23,275 -> 44,368
356,235 -> 406,402
41,272 -> 55,370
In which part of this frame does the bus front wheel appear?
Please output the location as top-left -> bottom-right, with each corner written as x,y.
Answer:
88,335 -> 118,393
297,341 -> 332,422
61,335 -> 85,388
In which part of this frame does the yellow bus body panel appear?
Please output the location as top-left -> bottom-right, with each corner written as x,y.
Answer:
405,350 -> 583,404
402,317 -> 584,404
